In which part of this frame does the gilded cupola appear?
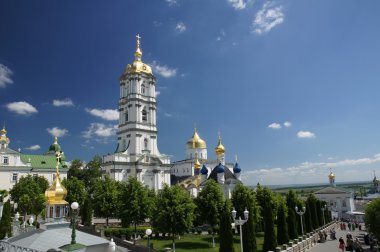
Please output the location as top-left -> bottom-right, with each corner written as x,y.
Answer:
328,171 -> 335,179
0,125 -> 10,149
186,128 -> 207,149
215,134 -> 225,157
194,158 -> 201,169
121,34 -> 153,78
45,151 -> 68,205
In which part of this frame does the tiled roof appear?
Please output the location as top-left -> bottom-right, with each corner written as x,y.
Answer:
20,154 -> 66,169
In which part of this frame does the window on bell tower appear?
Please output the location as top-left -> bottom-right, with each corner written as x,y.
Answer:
142,109 -> 147,122
125,111 -> 128,122
144,138 -> 148,149
141,84 -> 145,94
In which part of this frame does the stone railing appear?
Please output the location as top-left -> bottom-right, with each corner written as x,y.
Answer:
269,221 -> 339,252
0,239 -> 43,252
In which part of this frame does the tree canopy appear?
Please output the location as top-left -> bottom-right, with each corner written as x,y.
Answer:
365,198 -> 380,243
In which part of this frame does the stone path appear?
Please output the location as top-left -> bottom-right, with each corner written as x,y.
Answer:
310,224 -> 373,252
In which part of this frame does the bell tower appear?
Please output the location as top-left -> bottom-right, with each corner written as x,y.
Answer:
117,34 -> 160,158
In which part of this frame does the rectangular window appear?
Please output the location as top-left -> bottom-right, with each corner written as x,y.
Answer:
12,173 -> 18,182
3,156 -> 9,164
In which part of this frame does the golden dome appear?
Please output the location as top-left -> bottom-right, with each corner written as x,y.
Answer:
0,126 -> 10,145
45,174 -> 68,205
0,126 -> 6,135
328,171 -> 335,179
194,158 -> 201,169
215,134 -> 225,156
121,34 -> 153,77
186,128 -> 207,149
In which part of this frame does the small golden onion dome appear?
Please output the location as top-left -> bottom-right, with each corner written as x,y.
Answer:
45,174 -> 68,205
0,126 -> 6,135
194,158 -> 201,169
215,135 -> 225,156
186,128 -> 207,149
328,171 -> 335,179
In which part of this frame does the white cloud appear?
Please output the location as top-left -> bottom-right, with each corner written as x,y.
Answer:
82,123 -> 117,139
297,131 -> 316,138
242,153 -> 380,186
86,108 -> 119,121
227,0 -> 252,10
53,98 -> 74,107
164,112 -> 173,118
284,121 -> 292,128
216,29 -> 226,41
252,1 -> 284,35
155,91 -> 161,96
175,22 -> 186,33
268,122 -> 282,129
25,145 -> 41,151
0,64 -> 13,88
151,61 -> 177,78
47,127 -> 68,137
6,101 -> 38,115
166,0 -> 178,6
153,21 -> 163,27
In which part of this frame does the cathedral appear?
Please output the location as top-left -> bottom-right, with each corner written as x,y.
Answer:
102,35 -> 171,190
102,35 -> 242,195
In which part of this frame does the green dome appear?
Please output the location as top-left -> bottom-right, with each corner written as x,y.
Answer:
49,137 -> 61,152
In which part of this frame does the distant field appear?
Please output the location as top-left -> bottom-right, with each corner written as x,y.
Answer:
269,182 -> 372,197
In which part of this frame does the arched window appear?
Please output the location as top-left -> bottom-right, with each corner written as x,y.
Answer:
141,84 -> 145,94
142,109 -> 147,122
144,138 -> 148,149
125,112 -> 128,122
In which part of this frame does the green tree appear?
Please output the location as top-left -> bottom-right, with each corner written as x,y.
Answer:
119,177 -> 154,239
306,194 -> 319,230
219,200 -> 234,252
31,194 -> 46,222
0,201 -> 12,239
0,190 -> 9,202
316,200 -> 324,227
153,184 -> 195,252
93,177 -> 120,227
365,198 -> 380,245
286,190 -> 298,239
62,177 -> 87,206
231,184 -> 258,252
19,194 -> 32,225
276,196 -> 289,246
67,159 -> 85,180
303,199 -> 313,233
81,196 -> 93,226
195,180 -> 225,247
10,175 -> 48,203
256,187 -> 277,252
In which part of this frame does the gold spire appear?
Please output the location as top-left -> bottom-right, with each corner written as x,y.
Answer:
215,132 -> 225,157
135,34 -> 142,59
194,158 -> 201,169
0,125 -> 10,147
186,128 -> 207,149
45,151 -> 68,205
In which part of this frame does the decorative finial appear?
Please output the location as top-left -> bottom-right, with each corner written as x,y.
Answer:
54,136 -> 58,144
235,155 -> 238,162
55,151 -> 61,175
135,34 -> 142,60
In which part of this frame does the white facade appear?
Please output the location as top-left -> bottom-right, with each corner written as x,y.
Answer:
0,128 -> 68,192
102,35 -> 171,190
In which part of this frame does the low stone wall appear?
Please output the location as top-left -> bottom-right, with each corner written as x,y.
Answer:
268,221 -> 339,252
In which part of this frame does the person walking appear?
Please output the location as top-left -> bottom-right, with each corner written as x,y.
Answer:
339,237 -> 346,252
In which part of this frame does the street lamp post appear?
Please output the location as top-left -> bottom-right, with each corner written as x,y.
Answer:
295,206 -> 306,236
71,202 -> 79,244
321,204 -> 327,226
145,228 -> 152,252
232,207 -> 249,252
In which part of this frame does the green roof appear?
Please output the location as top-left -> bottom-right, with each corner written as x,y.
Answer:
20,154 -> 67,169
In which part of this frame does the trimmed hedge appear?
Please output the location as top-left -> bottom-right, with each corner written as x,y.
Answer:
104,227 -> 147,240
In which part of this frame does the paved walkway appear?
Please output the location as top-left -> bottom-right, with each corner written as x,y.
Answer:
310,224 -> 373,252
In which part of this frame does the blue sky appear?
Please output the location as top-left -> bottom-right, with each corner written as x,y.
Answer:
1,0 -> 380,186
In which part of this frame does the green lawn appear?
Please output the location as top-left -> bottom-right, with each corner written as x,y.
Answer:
139,233 -> 264,252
